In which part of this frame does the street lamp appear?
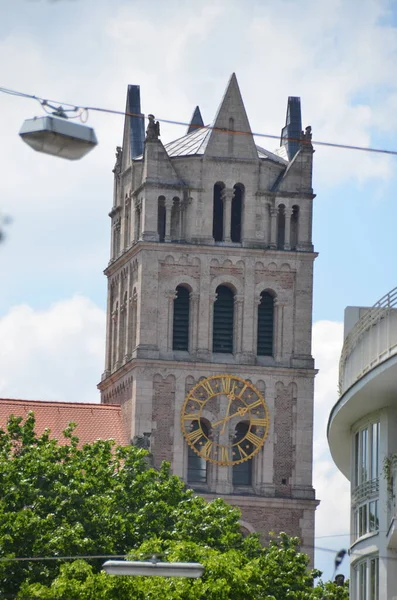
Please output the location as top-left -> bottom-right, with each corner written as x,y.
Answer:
19,108 -> 97,160
102,558 -> 204,578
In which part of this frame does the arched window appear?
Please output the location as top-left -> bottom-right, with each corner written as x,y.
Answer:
233,422 -> 253,485
257,291 -> 274,356
231,184 -> 243,243
187,420 -> 209,483
173,286 -> 190,351
213,183 -> 224,242
157,196 -> 166,242
277,204 -> 285,249
213,285 -> 234,353
290,205 -> 299,250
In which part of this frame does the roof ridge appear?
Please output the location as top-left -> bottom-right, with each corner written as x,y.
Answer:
0,398 -> 122,410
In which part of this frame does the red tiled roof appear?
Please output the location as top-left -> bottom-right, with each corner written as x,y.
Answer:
0,399 -> 129,447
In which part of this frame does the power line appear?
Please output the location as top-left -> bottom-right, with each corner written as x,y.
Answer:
1,85 -> 397,157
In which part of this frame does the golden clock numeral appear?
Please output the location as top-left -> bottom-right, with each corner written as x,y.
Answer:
220,446 -> 230,464
251,418 -> 268,427
186,428 -> 202,443
184,413 -> 200,421
237,383 -> 247,398
237,444 -> 248,458
245,431 -> 263,447
247,399 -> 262,410
221,377 -> 231,394
202,440 -> 213,458
189,396 -> 205,407
200,380 -> 214,397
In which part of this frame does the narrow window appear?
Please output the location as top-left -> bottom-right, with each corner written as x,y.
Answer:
257,291 -> 274,356
232,422 -> 253,485
277,204 -> 285,249
157,196 -> 166,242
371,422 -> 379,480
290,205 -> 299,249
173,286 -> 190,351
231,184 -> 243,243
370,558 -> 379,600
213,183 -> 224,242
213,285 -> 234,353
171,197 -> 180,241
125,202 -> 130,247
187,420 -> 209,483
228,117 -> 235,155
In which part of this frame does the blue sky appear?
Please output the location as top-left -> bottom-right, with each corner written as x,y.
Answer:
1,0 -> 397,582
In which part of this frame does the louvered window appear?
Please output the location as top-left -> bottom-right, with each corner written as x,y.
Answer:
213,285 -> 234,353
257,292 -> 274,356
277,204 -> 285,249
232,422 -> 253,485
173,286 -> 189,351
187,420 -> 209,483
231,184 -> 243,243
157,196 -> 166,242
213,183 -> 224,242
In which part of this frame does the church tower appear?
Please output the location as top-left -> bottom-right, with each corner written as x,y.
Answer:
98,75 -> 318,559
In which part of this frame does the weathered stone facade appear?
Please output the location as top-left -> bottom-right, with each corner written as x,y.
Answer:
98,75 -> 318,561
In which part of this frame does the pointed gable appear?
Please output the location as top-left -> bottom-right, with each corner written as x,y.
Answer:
204,73 -> 258,160
141,137 -> 182,186
187,106 -> 204,134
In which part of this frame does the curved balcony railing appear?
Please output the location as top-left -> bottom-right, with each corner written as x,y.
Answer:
339,287 -> 397,394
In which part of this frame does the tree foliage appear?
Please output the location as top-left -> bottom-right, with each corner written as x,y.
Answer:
0,413 -> 348,599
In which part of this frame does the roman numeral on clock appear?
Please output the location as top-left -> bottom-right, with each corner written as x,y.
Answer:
200,380 -> 214,396
245,431 -> 263,447
247,399 -> 262,410
251,418 -> 268,427
184,413 -> 200,421
220,446 -> 230,464
202,440 -> 213,458
186,428 -> 202,443
237,444 -> 249,459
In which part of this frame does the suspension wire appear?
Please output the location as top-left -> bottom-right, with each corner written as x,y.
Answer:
1,85 -> 397,157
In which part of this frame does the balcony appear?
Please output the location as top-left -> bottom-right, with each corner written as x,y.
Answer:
339,287 -> 397,395
328,287 -> 397,479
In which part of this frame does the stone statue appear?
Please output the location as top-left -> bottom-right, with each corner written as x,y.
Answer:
300,125 -> 313,149
112,146 -> 122,176
146,114 -> 160,140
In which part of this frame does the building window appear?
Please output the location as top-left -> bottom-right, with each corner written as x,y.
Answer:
173,286 -> 190,351
277,204 -> 285,249
157,196 -> 166,242
232,422 -> 253,486
354,423 -> 379,488
231,184 -> 243,243
213,183 -> 225,242
354,557 -> 378,600
213,285 -> 234,353
257,291 -> 274,356
290,205 -> 299,249
187,420 -> 209,483
354,500 -> 379,539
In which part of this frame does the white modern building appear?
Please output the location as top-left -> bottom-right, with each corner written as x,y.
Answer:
328,287 -> 397,600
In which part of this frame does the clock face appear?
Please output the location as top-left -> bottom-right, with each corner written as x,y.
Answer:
181,374 -> 269,466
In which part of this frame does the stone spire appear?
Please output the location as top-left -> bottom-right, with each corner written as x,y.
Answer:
187,106 -> 204,134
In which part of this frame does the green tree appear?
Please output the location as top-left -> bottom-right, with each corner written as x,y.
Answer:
0,413 -> 348,599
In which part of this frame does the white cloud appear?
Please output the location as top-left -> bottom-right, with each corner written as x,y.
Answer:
0,296 -> 105,403
312,320 -> 350,576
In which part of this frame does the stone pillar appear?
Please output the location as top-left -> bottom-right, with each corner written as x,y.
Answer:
269,207 -> 278,249
133,199 -> 141,242
131,290 -> 137,352
104,284 -> 113,376
114,277 -> 122,369
222,187 -> 234,243
167,290 -> 177,350
178,203 -> 185,241
274,298 -> 284,361
165,198 -> 173,242
189,292 -> 200,353
234,294 -> 244,354
124,270 -> 132,361
284,207 -> 293,250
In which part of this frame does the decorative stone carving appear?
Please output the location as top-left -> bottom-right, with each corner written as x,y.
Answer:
112,146 -> 122,177
145,114 -> 160,140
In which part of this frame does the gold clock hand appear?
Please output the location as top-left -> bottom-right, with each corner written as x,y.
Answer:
212,406 -> 248,428
220,397 -> 233,434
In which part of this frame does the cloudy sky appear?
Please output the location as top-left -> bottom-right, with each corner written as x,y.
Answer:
1,0 -> 397,581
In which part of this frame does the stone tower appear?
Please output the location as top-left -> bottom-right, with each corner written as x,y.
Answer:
98,75 -> 318,559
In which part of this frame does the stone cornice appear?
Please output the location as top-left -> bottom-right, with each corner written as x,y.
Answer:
104,240 -> 318,276
98,359 -> 317,391
256,190 -> 316,200
200,493 -> 320,510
